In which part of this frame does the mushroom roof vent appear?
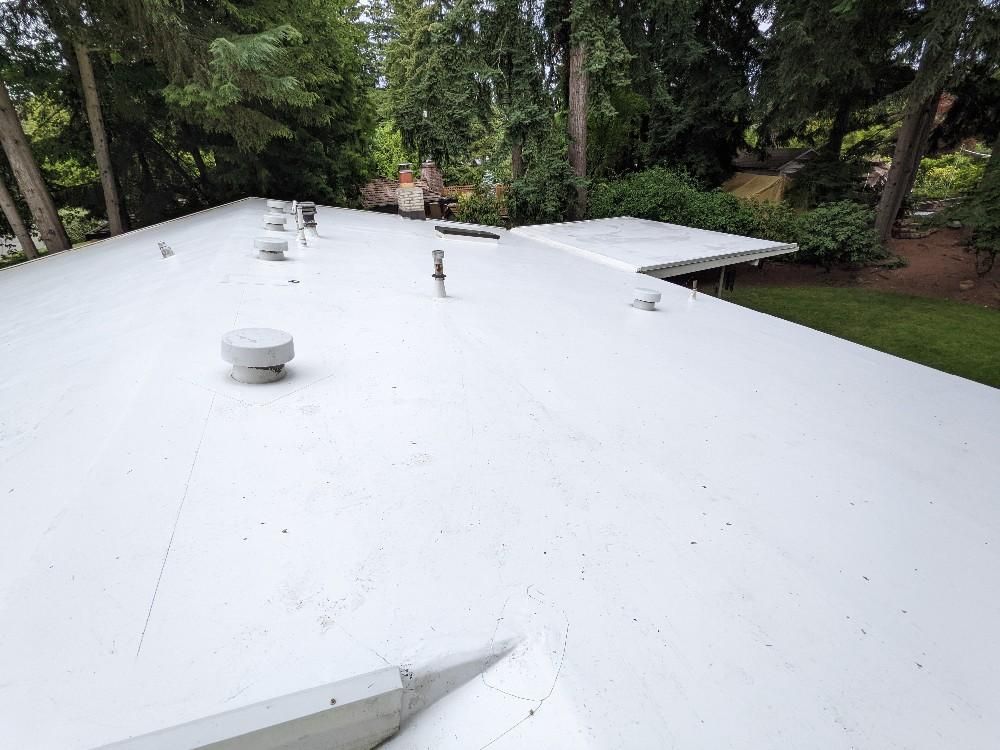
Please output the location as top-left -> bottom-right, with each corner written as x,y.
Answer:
221,328 -> 295,384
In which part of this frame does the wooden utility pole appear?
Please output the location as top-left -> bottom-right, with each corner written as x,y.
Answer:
74,42 -> 125,235
0,77 -> 70,252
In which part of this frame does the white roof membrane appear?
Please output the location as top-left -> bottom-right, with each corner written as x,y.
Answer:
512,216 -> 796,276
1,199 -> 998,749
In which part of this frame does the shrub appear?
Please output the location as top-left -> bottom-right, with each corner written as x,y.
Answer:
507,131 -> 581,226
589,167 -> 797,242
452,189 -> 503,226
58,206 -> 102,244
793,201 -> 887,268
911,150 -> 987,201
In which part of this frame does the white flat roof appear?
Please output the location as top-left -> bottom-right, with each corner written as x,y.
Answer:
512,216 -> 796,276
1,199 -> 998,749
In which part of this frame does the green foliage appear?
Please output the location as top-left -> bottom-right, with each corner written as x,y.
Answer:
964,138 -> 1000,274
57,206 -> 102,244
793,201 -> 886,267
369,119 -> 415,177
386,0 -> 491,163
911,149 -> 988,201
507,131 -> 581,225
452,189 -> 503,225
785,155 -> 868,208
589,168 -> 797,241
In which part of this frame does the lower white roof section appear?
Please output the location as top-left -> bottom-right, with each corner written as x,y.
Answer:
512,216 -> 796,275
96,667 -> 402,750
0,199 -> 998,749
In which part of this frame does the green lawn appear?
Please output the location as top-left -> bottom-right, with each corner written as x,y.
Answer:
727,286 -> 1000,388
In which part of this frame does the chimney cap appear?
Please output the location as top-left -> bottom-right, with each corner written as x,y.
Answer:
398,162 -> 412,171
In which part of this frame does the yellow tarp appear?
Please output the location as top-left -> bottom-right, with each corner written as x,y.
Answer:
722,172 -> 788,203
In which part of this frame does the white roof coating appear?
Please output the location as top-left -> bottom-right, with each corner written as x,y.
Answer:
512,216 -> 796,275
1,199 -> 999,749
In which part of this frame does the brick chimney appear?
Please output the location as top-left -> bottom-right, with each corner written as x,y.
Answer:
421,160 -> 444,197
397,162 -> 425,220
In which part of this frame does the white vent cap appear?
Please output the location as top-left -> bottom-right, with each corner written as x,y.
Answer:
254,237 -> 288,260
221,328 -> 295,384
264,215 -> 287,229
632,287 -> 662,311
267,199 -> 291,212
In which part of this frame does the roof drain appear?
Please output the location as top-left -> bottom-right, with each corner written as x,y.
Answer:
632,288 -> 661,311
254,237 -> 287,261
221,328 -> 295,384
432,249 -> 447,298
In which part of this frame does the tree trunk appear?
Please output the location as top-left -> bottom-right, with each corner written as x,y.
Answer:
567,42 -> 588,217
0,173 -> 38,259
512,139 -> 524,180
0,77 -> 70,252
824,98 -> 852,159
74,42 -> 126,235
874,90 -> 941,243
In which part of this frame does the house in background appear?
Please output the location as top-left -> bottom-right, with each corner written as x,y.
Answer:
360,161 -> 460,219
723,147 -> 818,202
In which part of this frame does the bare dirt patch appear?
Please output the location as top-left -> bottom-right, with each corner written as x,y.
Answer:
738,228 -> 1000,309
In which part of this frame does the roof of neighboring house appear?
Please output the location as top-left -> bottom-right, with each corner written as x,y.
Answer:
732,147 -> 817,174
359,176 -> 445,209
2,198 -> 999,749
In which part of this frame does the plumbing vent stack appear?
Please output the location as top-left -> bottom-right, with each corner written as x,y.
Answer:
221,328 -> 295,384
158,241 -> 174,258
254,237 -> 288,261
632,288 -> 661,311
691,280 -> 698,299
432,249 -> 446,298
299,201 -> 317,230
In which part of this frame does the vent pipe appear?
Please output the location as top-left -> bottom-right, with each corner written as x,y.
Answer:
632,288 -> 661,311
432,249 -> 446,298
221,328 -> 295,384
158,241 -> 174,258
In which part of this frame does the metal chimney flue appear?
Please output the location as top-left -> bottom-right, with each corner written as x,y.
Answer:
432,249 -> 447,298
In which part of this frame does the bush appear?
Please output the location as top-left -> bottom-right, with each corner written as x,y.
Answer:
507,131 -> 581,225
911,150 -> 987,201
58,206 -> 102,244
451,190 -> 503,226
793,201 -> 887,268
589,167 -> 797,242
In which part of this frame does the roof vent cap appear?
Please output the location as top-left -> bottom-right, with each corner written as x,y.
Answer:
221,328 -> 295,384
632,287 -> 661,311
264,213 -> 287,230
267,199 -> 290,213
254,236 -> 288,261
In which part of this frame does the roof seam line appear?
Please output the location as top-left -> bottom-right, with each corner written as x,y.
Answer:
135,393 -> 217,657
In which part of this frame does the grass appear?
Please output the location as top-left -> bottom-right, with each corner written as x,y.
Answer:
727,286 -> 1000,388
